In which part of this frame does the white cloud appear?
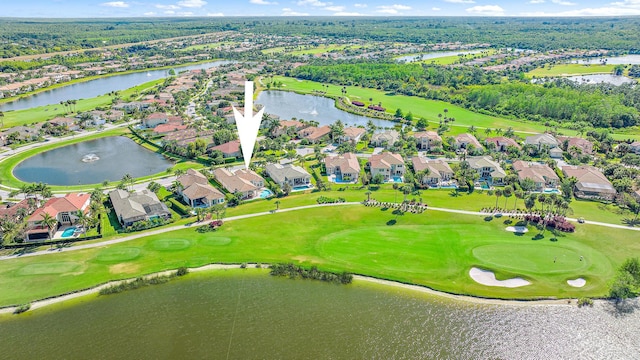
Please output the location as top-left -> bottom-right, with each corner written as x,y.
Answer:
376,4 -> 411,14
551,0 -> 576,5
529,0 -> 545,3
177,0 -> 207,7
164,10 -> 175,14
281,7 -> 310,15
324,5 -> 345,11
334,11 -> 364,15
178,11 -> 194,15
155,4 -> 181,9
207,12 -> 225,16
353,3 -> 367,7
100,1 -> 129,7
144,11 -> 157,15
521,6 -> 640,15
250,0 -> 277,4
432,7 -> 441,11
444,0 -> 475,3
297,0 -> 327,6
465,5 -> 505,15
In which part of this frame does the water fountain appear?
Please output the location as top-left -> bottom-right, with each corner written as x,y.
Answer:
81,153 -> 100,163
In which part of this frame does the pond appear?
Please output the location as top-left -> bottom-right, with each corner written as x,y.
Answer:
0,271 -> 638,359
13,136 -> 173,186
567,74 -> 635,86
395,50 -> 483,63
256,90 -> 396,128
572,55 -> 640,65
0,60 -> 232,112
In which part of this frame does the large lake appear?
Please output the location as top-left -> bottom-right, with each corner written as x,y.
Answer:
0,60 -> 231,112
396,50 -> 483,63
572,55 -> 640,65
256,90 -> 396,128
13,136 -> 173,185
1,271 -> 638,359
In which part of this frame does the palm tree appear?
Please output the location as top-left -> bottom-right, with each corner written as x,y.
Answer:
121,174 -> 133,191
39,213 -> 58,240
194,207 -> 207,222
274,200 -> 281,211
494,189 -> 503,209
75,210 -> 91,237
365,191 -> 372,202
514,190 -> 524,211
484,127 -> 492,136
502,185 -> 513,208
210,203 -> 226,220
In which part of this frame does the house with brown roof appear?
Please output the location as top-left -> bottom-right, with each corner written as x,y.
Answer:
562,166 -> 616,200
213,168 -> 265,200
153,123 -> 189,134
264,163 -> 312,188
512,161 -> 559,191
274,120 -> 307,137
371,130 -> 400,148
49,117 -> 79,131
210,140 -> 242,158
454,133 -> 483,151
109,189 -> 171,227
413,131 -> 442,151
485,137 -> 520,152
368,152 -> 405,182
25,193 -> 91,242
0,199 -> 34,237
467,156 -> 506,185
299,125 -> 331,143
411,157 -> 454,187
176,169 -> 225,207
339,127 -> 366,144
143,113 -> 169,128
557,136 -> 594,155
325,153 -> 361,183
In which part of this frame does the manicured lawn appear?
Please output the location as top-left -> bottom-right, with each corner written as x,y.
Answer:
0,204 -> 637,306
262,44 -> 362,55
527,64 -> 617,77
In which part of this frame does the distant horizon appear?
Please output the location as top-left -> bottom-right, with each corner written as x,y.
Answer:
5,0 -> 640,18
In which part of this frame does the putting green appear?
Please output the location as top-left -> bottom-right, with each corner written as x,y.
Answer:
473,244 -> 590,274
199,237 -> 232,246
17,262 -> 81,276
95,247 -> 142,262
151,238 -> 192,251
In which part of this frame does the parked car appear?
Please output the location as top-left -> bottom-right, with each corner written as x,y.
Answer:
577,217 -> 585,224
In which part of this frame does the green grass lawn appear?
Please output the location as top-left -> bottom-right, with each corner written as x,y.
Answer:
0,204 -> 637,306
262,44 -> 362,55
179,42 -> 237,51
527,64 -> 617,77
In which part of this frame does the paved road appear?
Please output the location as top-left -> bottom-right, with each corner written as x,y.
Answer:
2,201 -> 638,262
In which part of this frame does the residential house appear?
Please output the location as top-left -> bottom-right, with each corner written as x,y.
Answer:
325,153 -> 361,182
562,166 -> 617,200
0,199 -> 34,237
368,152 -> 405,182
467,156 -> 506,185
411,157 -> 454,186
143,113 -> 169,128
153,123 -> 188,134
25,193 -> 91,241
264,163 -> 312,188
485,137 -> 520,152
49,117 -> 79,131
512,160 -> 560,191
176,169 -> 225,207
629,141 -> 640,155
213,168 -> 265,200
549,147 -> 564,159
299,125 -> 331,143
113,101 -> 151,113
525,133 -> 559,151
210,140 -> 242,158
454,133 -> 483,152
109,189 -> 171,227
339,127 -> 366,144
370,130 -> 400,148
274,120 -> 307,137
557,136 -> 594,155
413,131 -> 442,151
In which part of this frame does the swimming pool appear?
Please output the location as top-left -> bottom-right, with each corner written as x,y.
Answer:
543,188 -> 561,194
61,227 -> 77,238
292,184 -> 313,191
259,189 -> 274,198
391,176 -> 403,183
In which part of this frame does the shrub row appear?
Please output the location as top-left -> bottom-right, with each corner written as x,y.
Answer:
524,214 -> 575,232
270,263 -> 353,285
99,268 -> 187,295
316,196 -> 346,204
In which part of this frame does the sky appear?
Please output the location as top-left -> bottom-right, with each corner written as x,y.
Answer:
5,0 -> 640,17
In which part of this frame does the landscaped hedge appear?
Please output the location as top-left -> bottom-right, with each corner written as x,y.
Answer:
316,196 -> 346,204
167,197 -> 190,216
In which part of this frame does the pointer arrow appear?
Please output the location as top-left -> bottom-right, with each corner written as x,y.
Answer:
232,81 -> 264,169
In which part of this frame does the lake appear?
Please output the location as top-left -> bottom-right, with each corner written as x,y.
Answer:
1,271 -> 638,359
572,55 -> 640,65
0,60 -> 231,112
395,50 -> 483,63
256,90 -> 396,128
567,74 -> 635,86
13,136 -> 173,185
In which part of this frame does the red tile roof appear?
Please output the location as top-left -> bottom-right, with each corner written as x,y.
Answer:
28,193 -> 90,222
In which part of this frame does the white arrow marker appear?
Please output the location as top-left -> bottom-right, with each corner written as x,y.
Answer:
232,81 -> 264,169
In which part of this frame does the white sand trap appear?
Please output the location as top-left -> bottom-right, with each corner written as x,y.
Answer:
505,226 -> 529,233
567,278 -> 586,287
469,267 -> 531,288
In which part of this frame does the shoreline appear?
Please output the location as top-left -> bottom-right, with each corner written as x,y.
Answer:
0,263 -> 579,315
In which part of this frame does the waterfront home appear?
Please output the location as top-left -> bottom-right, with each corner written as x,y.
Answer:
113,101 -> 151,113
339,127 -> 366,144
210,140 -> 242,158
109,189 -> 171,227
512,160 -> 559,191
325,153 -> 361,183
153,123 -> 188,134
49,117 -> 79,131
371,130 -> 400,148
299,125 -> 331,143
274,120 -> 307,137
467,156 -> 506,185
25,193 -> 91,242
176,169 -> 225,207
557,136 -> 594,155
525,133 -> 559,151
213,168 -> 265,200
454,133 -> 484,152
264,163 -> 312,188
368,152 -> 405,182
0,200 -> 34,237
413,131 -> 442,151
143,113 -> 169,128
562,165 -> 616,201
411,157 -> 454,187
484,136 -> 520,152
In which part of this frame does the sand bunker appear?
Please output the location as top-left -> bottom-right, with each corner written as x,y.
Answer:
505,226 -> 529,233
469,267 -> 531,288
567,278 -> 586,288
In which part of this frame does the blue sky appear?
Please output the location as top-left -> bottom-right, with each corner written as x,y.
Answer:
6,0 -> 640,17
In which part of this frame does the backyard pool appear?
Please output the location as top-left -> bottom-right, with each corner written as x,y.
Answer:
259,189 -> 274,198
439,184 -> 458,189
543,188 -> 561,194
391,176 -> 403,183
60,227 -> 77,238
292,184 -> 313,191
